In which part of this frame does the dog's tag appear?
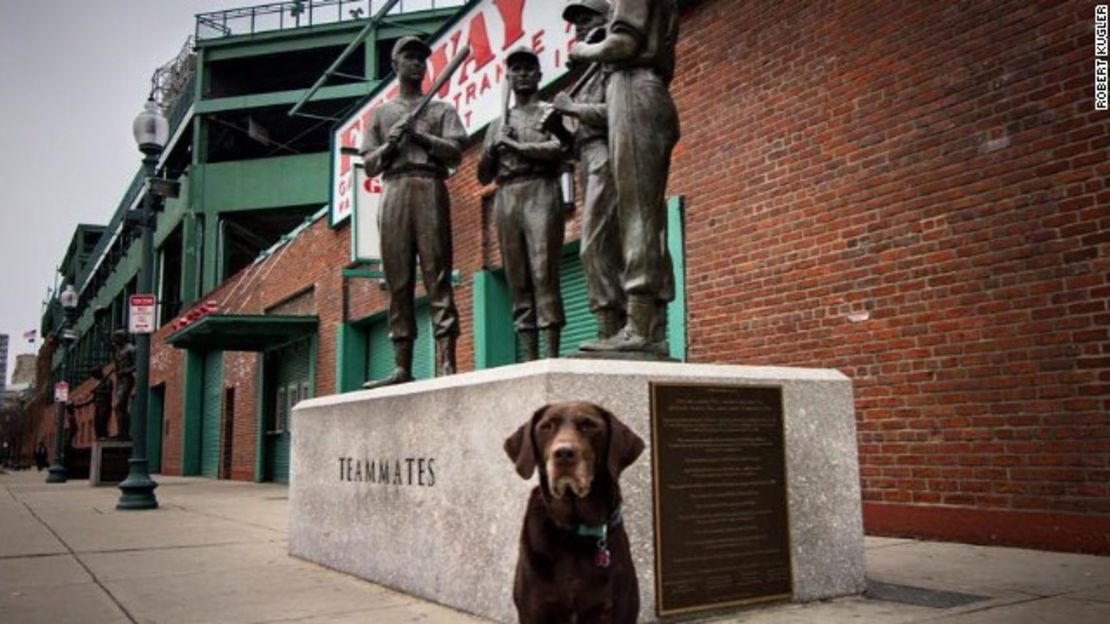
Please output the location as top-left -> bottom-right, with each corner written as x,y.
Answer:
594,548 -> 611,568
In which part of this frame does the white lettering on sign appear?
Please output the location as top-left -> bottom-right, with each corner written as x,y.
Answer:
331,0 -> 577,237
128,294 -> 157,335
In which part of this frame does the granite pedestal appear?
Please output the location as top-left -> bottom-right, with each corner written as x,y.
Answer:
90,440 -> 132,486
289,359 -> 864,623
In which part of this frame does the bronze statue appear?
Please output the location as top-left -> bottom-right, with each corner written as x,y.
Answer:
359,36 -> 467,388
110,330 -> 134,440
570,0 -> 680,357
478,47 -> 569,360
553,0 -> 626,345
69,368 -> 114,440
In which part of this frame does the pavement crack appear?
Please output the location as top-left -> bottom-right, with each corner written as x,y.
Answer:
0,551 -> 70,561
75,537 -> 287,556
168,504 -> 286,534
18,498 -> 141,624
919,593 -> 1051,622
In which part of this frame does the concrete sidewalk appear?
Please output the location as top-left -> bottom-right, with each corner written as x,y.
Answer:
1,470 -> 1107,624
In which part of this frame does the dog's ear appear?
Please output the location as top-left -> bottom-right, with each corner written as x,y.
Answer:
504,405 -> 547,479
599,404 -> 645,480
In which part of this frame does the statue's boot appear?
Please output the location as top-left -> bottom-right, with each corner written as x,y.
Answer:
582,297 -> 668,354
435,335 -> 457,376
520,330 -> 539,361
116,415 -> 132,442
545,327 -> 561,358
579,308 -> 624,350
363,339 -> 414,389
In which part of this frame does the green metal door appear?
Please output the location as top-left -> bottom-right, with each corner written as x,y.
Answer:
266,339 -> 310,484
200,351 -> 223,478
148,384 -> 164,474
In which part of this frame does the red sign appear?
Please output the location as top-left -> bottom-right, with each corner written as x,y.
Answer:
129,294 -> 157,334
331,0 -> 577,227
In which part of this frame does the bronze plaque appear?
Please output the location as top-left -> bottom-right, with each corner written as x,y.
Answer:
651,383 -> 791,617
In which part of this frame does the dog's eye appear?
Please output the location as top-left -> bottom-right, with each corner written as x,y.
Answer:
577,420 -> 597,431
537,421 -> 554,432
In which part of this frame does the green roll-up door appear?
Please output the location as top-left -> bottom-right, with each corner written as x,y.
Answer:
412,305 -> 434,379
267,339 -> 310,484
367,319 -> 393,381
557,247 -> 596,356
365,304 -> 435,383
200,351 -> 222,478
514,245 -> 595,361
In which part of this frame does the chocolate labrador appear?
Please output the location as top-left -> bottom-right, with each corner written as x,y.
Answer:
504,401 -> 646,623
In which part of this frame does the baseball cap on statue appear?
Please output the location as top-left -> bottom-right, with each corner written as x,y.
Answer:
505,45 -> 540,68
563,0 -> 612,21
391,35 -> 431,60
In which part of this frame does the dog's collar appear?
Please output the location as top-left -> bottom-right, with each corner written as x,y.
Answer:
573,505 -> 623,539
572,506 -> 622,568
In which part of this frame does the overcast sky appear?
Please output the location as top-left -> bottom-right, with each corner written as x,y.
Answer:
0,1 -> 454,383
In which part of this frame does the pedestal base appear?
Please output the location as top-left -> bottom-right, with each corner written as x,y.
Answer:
290,359 -> 864,623
90,440 -> 133,486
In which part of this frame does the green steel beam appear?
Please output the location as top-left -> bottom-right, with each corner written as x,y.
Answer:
196,153 -> 329,214
196,82 -> 371,114
289,0 -> 402,118
254,354 -> 265,482
203,28 -> 370,62
666,196 -> 687,361
181,350 -> 204,476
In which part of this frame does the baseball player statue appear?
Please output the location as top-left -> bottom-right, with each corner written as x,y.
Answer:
478,47 -> 570,360
570,0 -> 680,358
552,0 -> 626,347
359,36 -> 468,387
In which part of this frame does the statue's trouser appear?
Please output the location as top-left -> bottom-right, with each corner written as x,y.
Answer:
379,174 -> 460,347
608,67 -> 678,310
115,378 -> 134,440
578,138 -> 625,339
94,407 -> 109,439
495,176 -> 566,336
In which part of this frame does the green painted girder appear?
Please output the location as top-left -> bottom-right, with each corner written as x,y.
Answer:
202,27 -> 370,61
165,314 -> 318,352
198,20 -> 367,51
341,265 -> 461,284
196,8 -> 458,59
194,153 -> 329,214
196,82 -> 371,114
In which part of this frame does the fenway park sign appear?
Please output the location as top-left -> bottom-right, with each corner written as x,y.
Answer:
331,0 -> 578,246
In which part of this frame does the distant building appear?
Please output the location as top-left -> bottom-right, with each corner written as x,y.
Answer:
9,354 -> 36,390
0,333 -> 8,390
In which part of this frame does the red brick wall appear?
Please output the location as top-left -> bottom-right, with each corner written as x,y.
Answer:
670,0 -> 1108,551
151,220 -> 356,479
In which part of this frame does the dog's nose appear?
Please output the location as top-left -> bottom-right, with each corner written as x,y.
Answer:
553,443 -> 578,463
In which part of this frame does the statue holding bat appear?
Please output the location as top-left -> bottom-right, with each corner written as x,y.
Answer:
359,37 -> 470,388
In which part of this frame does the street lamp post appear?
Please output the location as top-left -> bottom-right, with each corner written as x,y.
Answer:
116,98 -> 165,510
46,284 -> 79,483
